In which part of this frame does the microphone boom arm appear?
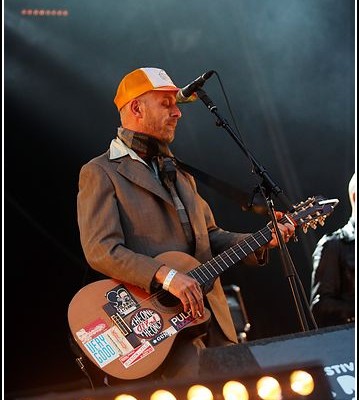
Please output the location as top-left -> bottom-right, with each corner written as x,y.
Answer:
196,87 -> 312,333
196,88 -> 292,210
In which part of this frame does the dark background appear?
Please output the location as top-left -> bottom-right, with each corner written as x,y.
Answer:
4,0 -> 355,397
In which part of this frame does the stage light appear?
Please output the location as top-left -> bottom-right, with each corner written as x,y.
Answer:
114,395 -> 138,400
20,9 -> 69,17
187,384 -> 213,400
150,389 -> 177,400
25,364 -> 331,400
222,380 -> 249,400
289,370 -> 314,396
256,376 -> 282,400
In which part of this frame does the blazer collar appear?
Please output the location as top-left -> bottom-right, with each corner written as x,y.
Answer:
112,155 -> 174,206
112,153 -> 204,256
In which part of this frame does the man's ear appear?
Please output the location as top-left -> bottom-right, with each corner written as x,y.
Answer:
129,99 -> 143,117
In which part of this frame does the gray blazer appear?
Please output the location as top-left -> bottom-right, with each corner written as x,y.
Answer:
77,150 -> 262,343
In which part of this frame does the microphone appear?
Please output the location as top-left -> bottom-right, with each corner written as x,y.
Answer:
176,70 -> 215,103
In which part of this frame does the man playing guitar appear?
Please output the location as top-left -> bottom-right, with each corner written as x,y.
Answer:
74,67 -> 297,385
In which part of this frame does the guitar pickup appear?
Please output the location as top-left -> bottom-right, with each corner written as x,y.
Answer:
103,303 -> 141,348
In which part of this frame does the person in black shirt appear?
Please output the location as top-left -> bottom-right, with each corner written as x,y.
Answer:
310,173 -> 355,327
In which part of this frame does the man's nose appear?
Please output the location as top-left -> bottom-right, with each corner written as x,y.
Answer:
171,104 -> 182,119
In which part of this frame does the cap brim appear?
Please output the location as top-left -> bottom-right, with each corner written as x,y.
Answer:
152,86 -> 179,92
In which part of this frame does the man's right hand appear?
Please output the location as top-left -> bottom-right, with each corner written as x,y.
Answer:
155,265 -> 204,318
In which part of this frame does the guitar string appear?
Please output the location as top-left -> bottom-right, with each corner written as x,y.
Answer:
115,226 -> 274,311
112,205 -> 322,312
115,286 -> 204,323
113,205 -> 322,311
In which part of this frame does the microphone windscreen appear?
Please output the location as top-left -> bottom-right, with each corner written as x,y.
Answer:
176,92 -> 198,104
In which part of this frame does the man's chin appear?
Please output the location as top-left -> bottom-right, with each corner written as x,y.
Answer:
162,129 -> 176,143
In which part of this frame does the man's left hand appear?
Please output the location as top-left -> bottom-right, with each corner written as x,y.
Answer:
267,211 -> 296,248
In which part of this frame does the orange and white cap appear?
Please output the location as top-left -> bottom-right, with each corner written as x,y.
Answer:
114,67 -> 180,111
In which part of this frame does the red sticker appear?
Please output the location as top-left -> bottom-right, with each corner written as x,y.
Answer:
120,341 -> 154,369
76,318 -> 110,343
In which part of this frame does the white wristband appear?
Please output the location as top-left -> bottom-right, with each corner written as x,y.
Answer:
162,269 -> 177,291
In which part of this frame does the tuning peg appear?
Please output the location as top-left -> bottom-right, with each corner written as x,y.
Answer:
310,220 -> 317,229
294,201 -> 305,210
318,217 -> 326,226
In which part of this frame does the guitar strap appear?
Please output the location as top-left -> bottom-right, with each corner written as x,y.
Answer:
175,158 -> 253,211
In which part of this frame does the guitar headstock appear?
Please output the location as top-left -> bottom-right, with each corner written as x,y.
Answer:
289,196 -> 339,233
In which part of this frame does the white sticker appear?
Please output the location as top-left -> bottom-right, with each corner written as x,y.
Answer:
84,334 -> 119,368
120,341 -> 154,369
106,326 -> 134,356
151,326 -> 177,346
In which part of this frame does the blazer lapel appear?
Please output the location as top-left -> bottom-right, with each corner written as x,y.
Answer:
114,157 -> 174,206
175,172 -> 202,247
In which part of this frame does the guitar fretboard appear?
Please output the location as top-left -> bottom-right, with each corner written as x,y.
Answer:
186,196 -> 339,287
188,223 -> 274,286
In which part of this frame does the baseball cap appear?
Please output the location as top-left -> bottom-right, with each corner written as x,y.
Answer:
114,67 -> 180,111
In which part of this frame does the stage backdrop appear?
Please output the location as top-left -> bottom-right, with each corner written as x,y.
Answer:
4,0 -> 355,397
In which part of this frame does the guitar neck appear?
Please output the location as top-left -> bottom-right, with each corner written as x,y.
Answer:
187,195 -> 340,286
188,222 -> 276,286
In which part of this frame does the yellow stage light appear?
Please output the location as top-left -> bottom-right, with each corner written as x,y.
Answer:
222,380 -> 249,400
114,395 -> 138,400
290,370 -> 315,396
256,376 -> 282,400
187,384 -> 214,400
150,389 -> 177,400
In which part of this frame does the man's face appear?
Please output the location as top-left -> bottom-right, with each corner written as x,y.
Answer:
139,91 -> 182,143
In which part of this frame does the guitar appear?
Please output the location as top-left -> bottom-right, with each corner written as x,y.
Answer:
68,195 -> 338,380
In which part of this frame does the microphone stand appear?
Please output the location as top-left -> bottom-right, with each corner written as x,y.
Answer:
196,88 -> 312,332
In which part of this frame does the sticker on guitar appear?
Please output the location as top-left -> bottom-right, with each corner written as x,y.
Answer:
76,322 -> 135,368
130,308 -> 164,339
76,318 -> 109,343
151,326 -> 177,346
119,341 -> 155,369
170,310 -> 196,331
106,284 -> 140,316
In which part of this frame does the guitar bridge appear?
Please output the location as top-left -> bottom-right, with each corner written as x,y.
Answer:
103,303 -> 141,348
